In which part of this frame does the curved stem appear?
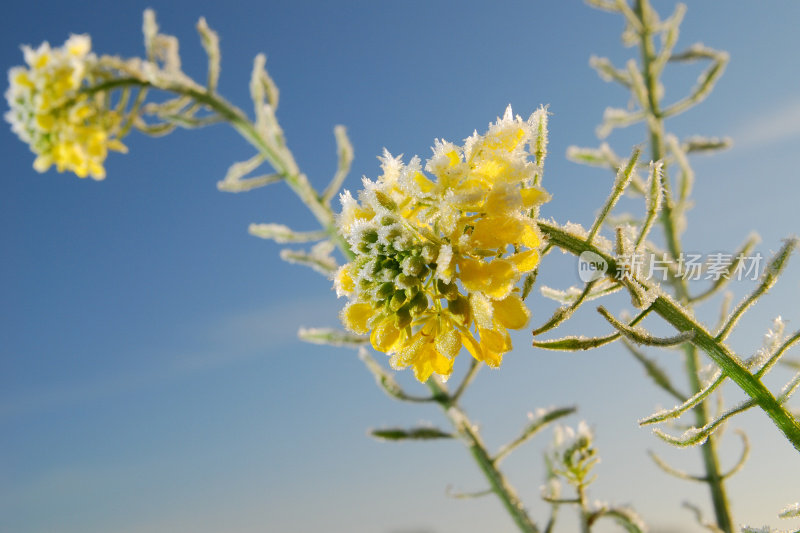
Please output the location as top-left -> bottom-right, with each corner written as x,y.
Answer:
427,379 -> 539,533
87,76 -> 354,259
91,71 -> 546,532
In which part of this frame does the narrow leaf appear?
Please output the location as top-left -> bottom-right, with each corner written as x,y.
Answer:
279,241 -> 337,275
369,427 -> 454,441
322,125 -> 354,203
682,135 -> 733,154
494,406 -> 577,463
218,174 -> 281,193
196,17 -> 220,92
249,223 -> 327,243
297,327 -> 367,347
533,333 -> 620,351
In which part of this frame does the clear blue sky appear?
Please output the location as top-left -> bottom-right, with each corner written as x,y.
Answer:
2,2 -> 800,532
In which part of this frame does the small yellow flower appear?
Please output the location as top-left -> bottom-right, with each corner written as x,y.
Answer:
5,34 -> 127,180
335,106 -> 551,382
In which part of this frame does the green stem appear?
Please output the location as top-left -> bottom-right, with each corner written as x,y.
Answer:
87,77 -> 354,259
632,1 -> 732,529
539,221 -> 800,455
578,483 -> 591,533
93,73 -> 545,533
427,379 -> 539,533
684,343 -> 732,533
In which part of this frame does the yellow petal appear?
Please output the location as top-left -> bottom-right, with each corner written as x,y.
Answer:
88,161 -> 106,180
472,157 -> 507,181
341,302 -> 375,334
434,323 -> 461,359
413,171 -> 435,193
478,327 -> 512,365
509,249 -> 540,273
480,348 -> 503,368
392,321 -> 432,369
14,71 -> 35,89
431,349 -> 455,376
470,216 -> 530,250
334,265 -> 355,297
482,261 -> 518,300
445,150 -> 460,167
485,125 -> 526,152
32,155 -> 52,173
518,219 -> 542,249
469,291 -> 494,329
483,183 -> 522,215
459,257 -> 517,300
492,294 -> 530,330
411,343 -> 454,382
370,317 -> 402,353
520,187 -> 550,208
107,139 -> 128,153
35,113 -> 55,131
460,331 -> 484,362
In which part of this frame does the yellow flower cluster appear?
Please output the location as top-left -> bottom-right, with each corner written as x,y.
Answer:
5,35 -> 126,180
335,107 -> 550,382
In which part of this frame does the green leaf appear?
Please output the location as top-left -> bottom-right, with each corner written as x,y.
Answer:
369,427 -> 454,441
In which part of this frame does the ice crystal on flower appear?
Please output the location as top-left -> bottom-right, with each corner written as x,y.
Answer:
6,35 -> 127,179
334,106 -> 550,381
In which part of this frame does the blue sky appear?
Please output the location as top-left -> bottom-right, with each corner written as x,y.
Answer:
2,2 -> 800,532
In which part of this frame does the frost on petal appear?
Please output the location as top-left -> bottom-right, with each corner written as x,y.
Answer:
492,293 -> 530,330
378,148 -> 404,183
435,244 -> 454,283
425,138 -> 463,181
332,107 -> 549,381
6,34 -> 124,179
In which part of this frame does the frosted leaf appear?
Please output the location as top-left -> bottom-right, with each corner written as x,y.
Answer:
540,285 -> 583,304
779,502 -> 800,519
297,327 -> 368,347
671,426 -> 707,446
279,240 -> 337,275
248,223 -> 324,243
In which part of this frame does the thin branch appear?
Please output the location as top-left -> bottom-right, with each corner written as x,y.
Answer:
358,348 -> 436,403
532,280 -> 599,336
639,371 -> 724,426
719,430 -> 750,480
452,359 -> 481,403
648,449 -> 706,482
716,238 -> 798,341
653,399 -> 756,447
494,406 -> 577,464
757,329 -> 800,378
622,340 -> 687,402
587,147 -> 641,243
446,486 -> 493,500
598,306 -> 694,346
689,234 -> 760,304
